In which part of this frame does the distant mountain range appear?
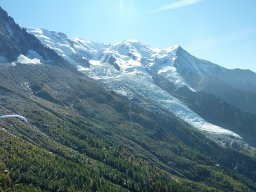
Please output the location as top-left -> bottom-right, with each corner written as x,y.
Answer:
1,6 -> 256,192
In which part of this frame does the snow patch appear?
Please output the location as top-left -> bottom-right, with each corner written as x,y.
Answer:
164,45 -> 180,53
89,60 -> 101,66
21,81 -> 32,92
158,66 -> 177,73
17,54 -> 41,65
77,66 -> 88,72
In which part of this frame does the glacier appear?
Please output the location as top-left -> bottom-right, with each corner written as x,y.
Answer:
26,28 -> 245,146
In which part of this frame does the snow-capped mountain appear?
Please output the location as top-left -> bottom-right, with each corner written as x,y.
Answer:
0,7 -> 72,70
25,28 -> 107,68
27,28 -> 255,147
26,28 -> 199,89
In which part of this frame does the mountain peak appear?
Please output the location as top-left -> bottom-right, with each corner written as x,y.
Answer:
116,39 -> 148,49
0,10 -> 72,69
163,45 -> 186,55
123,39 -> 140,44
26,28 -> 69,43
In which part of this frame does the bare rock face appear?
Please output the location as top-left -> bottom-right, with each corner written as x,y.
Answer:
0,6 -> 72,70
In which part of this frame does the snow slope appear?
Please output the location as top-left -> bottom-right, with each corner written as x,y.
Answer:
26,28 -> 106,67
17,54 -> 40,65
27,28 -> 245,146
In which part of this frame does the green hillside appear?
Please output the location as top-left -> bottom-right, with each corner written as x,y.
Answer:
0,64 -> 256,192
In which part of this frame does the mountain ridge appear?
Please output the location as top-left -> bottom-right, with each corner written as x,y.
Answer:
26,27 -> 256,147
1,6 -> 256,191
0,6 -> 75,71
26,27 -> 256,91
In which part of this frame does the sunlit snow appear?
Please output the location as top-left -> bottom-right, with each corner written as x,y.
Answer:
27,28 -> 244,145
17,54 -> 40,65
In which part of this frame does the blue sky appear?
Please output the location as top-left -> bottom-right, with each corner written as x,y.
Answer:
1,0 -> 256,71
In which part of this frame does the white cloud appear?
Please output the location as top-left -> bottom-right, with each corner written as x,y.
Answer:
152,0 -> 202,13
